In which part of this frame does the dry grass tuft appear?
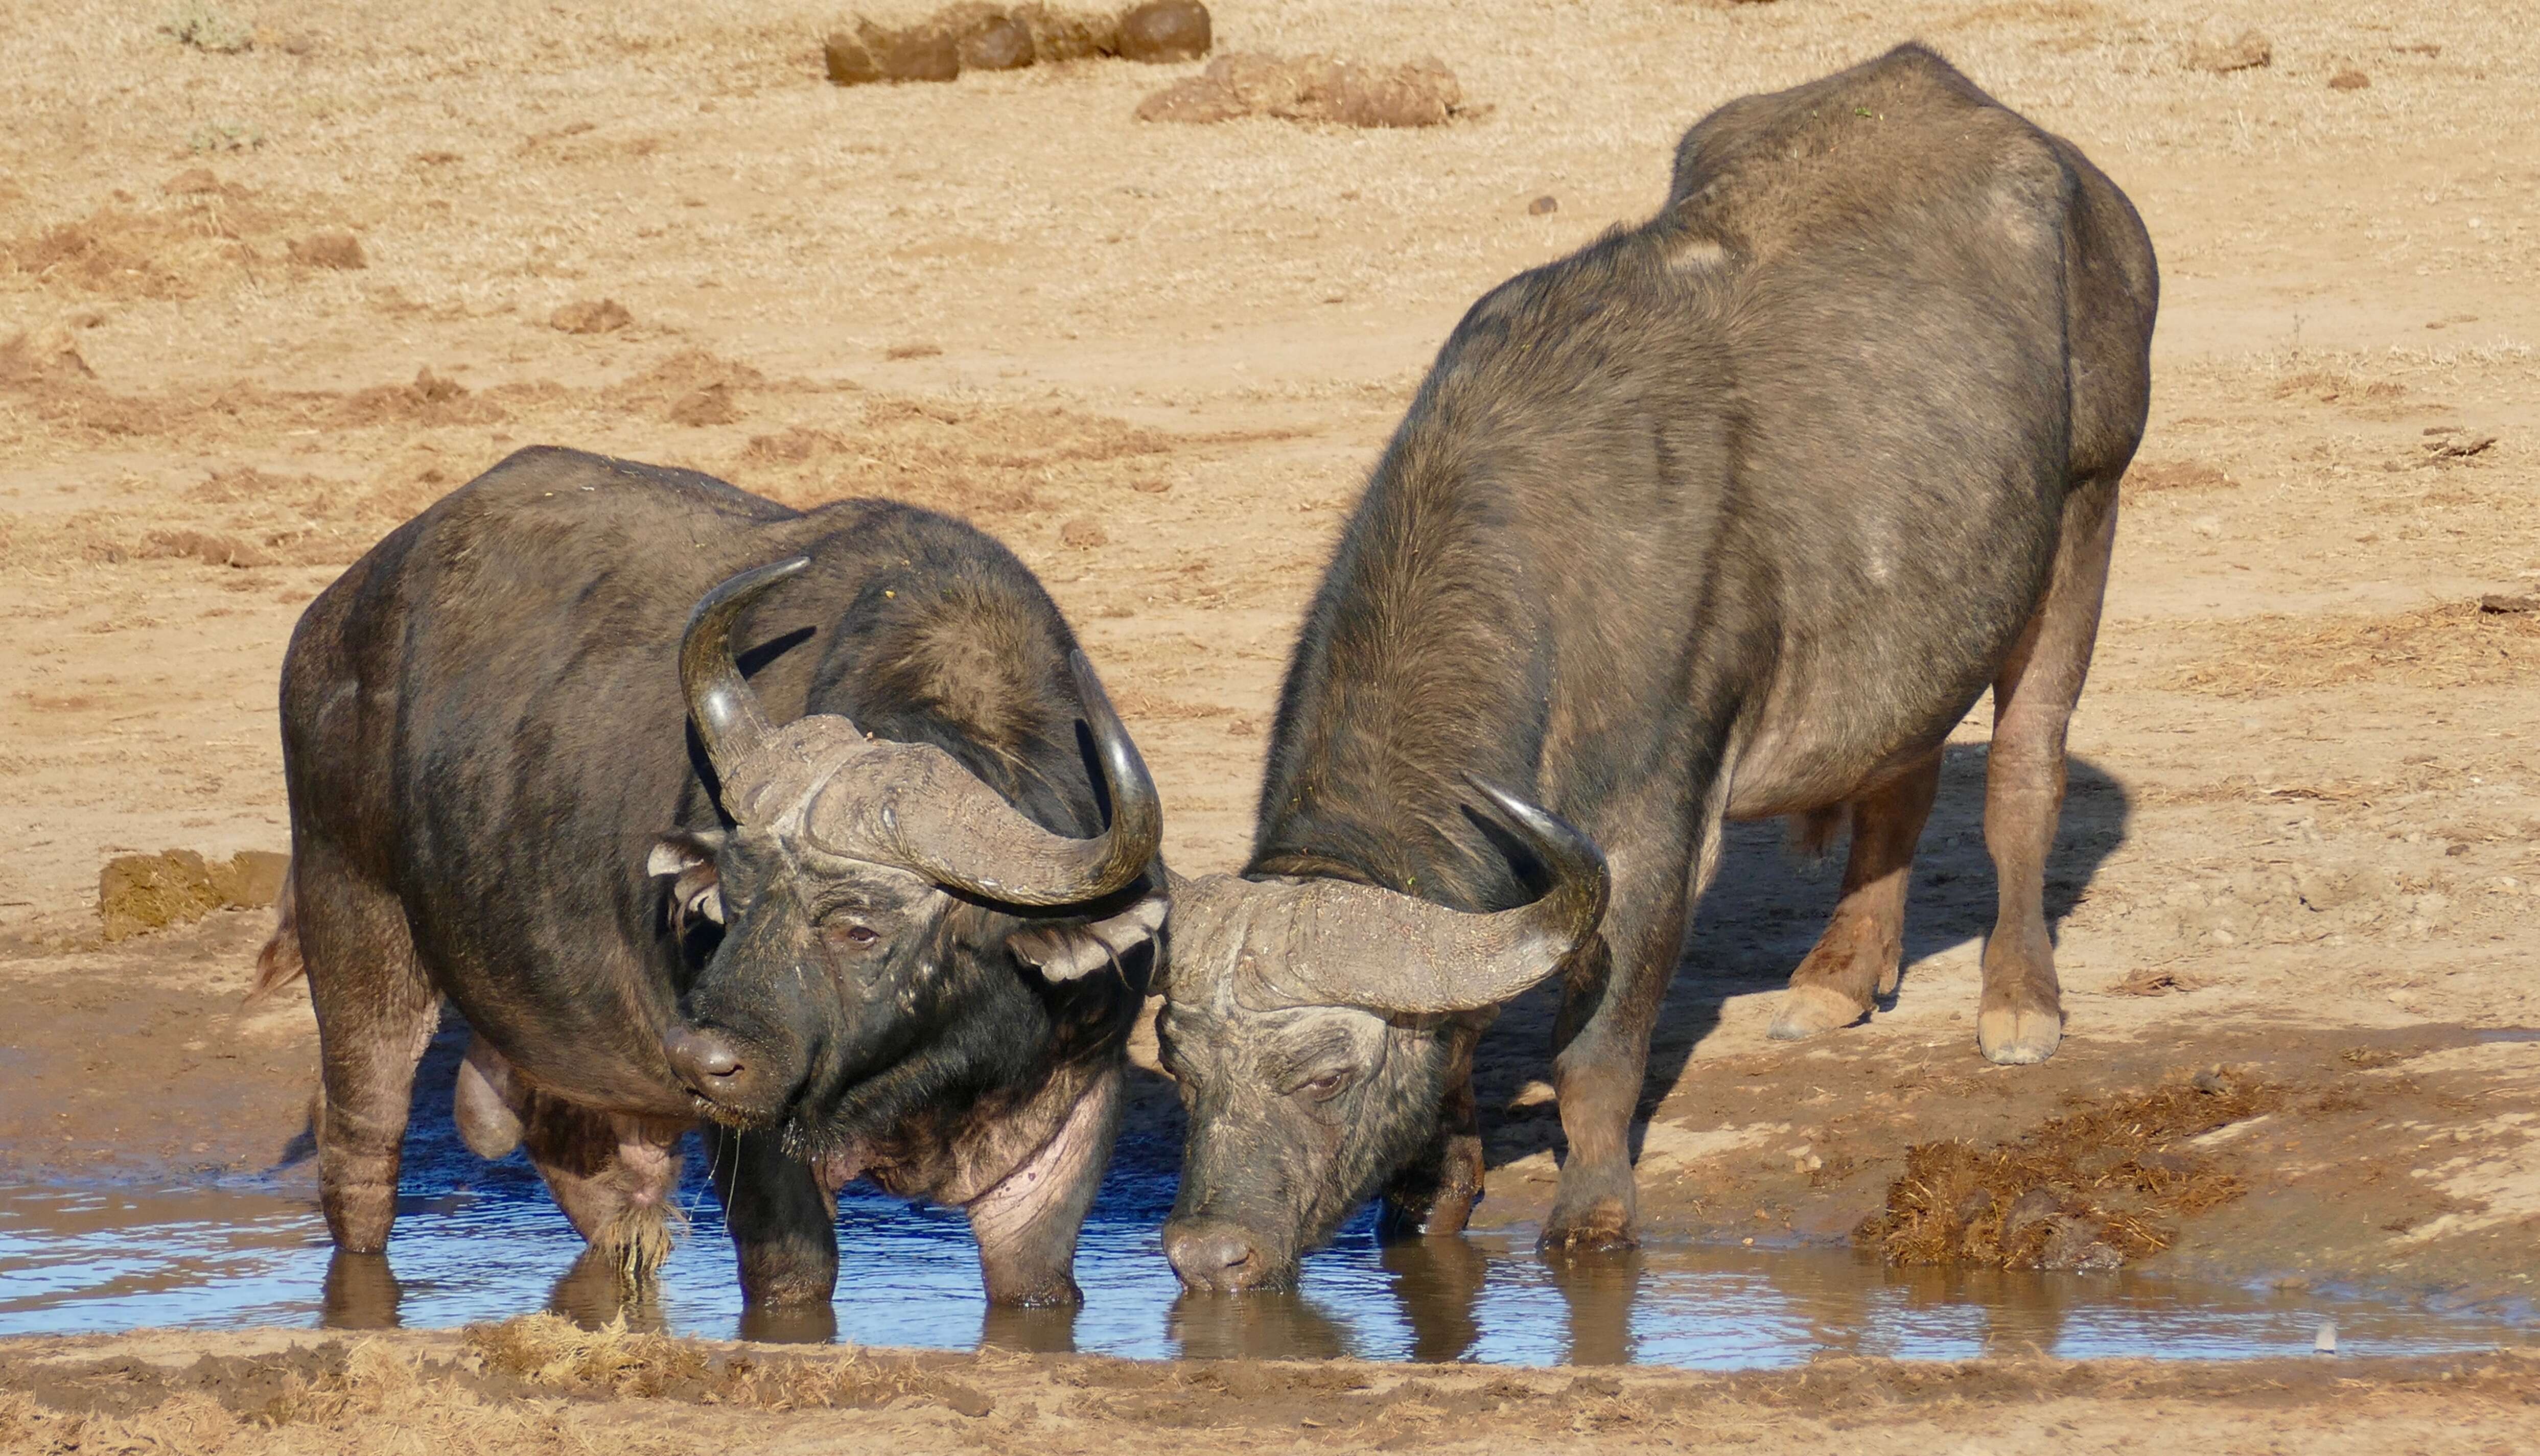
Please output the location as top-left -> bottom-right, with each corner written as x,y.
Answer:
1858,1070 -> 2281,1269
2183,29 -> 2270,74
160,1 -> 254,53
3,188 -> 297,300
460,1314 -> 993,1415
0,1337 -> 672,1452
2175,601 -> 2540,696
464,1315 -> 712,1397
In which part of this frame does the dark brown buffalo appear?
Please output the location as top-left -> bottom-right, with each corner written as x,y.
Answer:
258,446 -> 1166,1310
1155,44 -> 2158,1291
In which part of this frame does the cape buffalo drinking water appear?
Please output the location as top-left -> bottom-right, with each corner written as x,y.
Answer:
1156,44 -> 2158,1291
257,446 -> 1167,1310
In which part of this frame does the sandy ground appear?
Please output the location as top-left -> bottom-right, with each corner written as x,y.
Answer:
4,0 -> 2539,1445
4,1320 -> 2538,1454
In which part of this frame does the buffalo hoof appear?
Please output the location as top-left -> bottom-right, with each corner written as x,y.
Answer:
1978,1005 -> 2063,1065
1539,1201 -> 1637,1255
1766,984 -> 1868,1041
987,1274 -> 1086,1309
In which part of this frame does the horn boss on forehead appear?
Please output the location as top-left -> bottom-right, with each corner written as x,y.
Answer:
681,560 -> 1162,906
1185,778 -> 1608,1015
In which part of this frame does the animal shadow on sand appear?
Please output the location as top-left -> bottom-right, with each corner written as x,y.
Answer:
1471,745 -> 2131,1177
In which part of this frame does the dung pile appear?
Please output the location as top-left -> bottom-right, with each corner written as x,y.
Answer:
1135,52 -> 1472,128
824,0 -> 1208,86
1856,1069 -> 2281,1270
98,849 -> 288,942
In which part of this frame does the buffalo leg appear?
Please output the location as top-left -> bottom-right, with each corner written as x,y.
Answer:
1380,1031 -> 1485,1236
967,1072 -> 1121,1305
296,847 -> 438,1255
711,1124 -> 840,1307
520,1100 -> 690,1279
1978,488 -> 2118,1065
1767,751 -> 1944,1040
1545,795 -> 1706,1252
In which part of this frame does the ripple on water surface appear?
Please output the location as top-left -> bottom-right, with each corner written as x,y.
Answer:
0,1130 -> 2522,1365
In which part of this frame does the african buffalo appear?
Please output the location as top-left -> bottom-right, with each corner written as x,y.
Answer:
1156,44 -> 2158,1291
257,445 -> 1167,1309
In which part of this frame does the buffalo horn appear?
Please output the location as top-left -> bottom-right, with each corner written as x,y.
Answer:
819,650 -> 1164,907
679,557 -> 810,777
1261,778 -> 1609,1015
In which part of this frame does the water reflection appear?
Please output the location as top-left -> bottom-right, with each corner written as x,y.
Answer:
1540,1248 -> 1645,1366
1379,1237 -> 1489,1362
978,1303 -> 1078,1355
549,1248 -> 669,1334
738,1301 -> 841,1346
319,1251 -> 400,1331
1171,1289 -> 1351,1360
3,1165 -> 2527,1367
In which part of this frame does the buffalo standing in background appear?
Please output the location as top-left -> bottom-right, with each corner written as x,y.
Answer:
1156,44 -> 2159,1291
257,447 -> 1167,1311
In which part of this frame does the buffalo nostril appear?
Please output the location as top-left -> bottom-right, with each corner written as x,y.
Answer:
665,1026 -> 743,1086
1166,1222 -> 1266,1292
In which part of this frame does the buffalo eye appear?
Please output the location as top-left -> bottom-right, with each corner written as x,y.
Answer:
1293,1069 -> 1352,1102
822,920 -> 882,953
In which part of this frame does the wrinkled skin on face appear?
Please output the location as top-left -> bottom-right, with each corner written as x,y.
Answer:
656,818 -> 1164,1181
662,826 -> 962,1140
1157,934 -> 1468,1291
1152,783 -> 1608,1293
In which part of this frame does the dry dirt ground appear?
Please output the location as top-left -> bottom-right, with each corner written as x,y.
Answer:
4,0 -> 2539,1446
2,1321 -> 2539,1455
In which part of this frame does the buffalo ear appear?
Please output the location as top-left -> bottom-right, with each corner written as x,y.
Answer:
647,831 -> 728,931
1007,888 -> 1168,985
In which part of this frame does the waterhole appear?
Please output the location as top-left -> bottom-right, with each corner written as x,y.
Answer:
0,1034 -> 2524,1364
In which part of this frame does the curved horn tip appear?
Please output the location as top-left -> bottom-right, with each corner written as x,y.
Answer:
1458,772 -> 1612,923
681,555 -> 814,773
1075,646 -> 1165,896
690,555 -> 812,623
1457,774 -> 1584,850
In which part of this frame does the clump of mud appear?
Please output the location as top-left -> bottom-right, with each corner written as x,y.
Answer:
98,849 -> 288,941
1135,52 -> 1475,128
551,297 -> 633,334
1857,1069 -> 2281,1271
824,1 -> 1207,87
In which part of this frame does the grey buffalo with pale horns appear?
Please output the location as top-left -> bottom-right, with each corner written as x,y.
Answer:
1157,44 -> 2159,1293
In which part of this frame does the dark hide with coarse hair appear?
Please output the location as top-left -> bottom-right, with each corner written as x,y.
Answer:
1158,44 -> 2157,1293
267,446 -> 1163,1309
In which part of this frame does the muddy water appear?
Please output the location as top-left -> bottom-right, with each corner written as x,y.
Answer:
3,1136 -> 2526,1364
2,1026 -> 2527,1363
